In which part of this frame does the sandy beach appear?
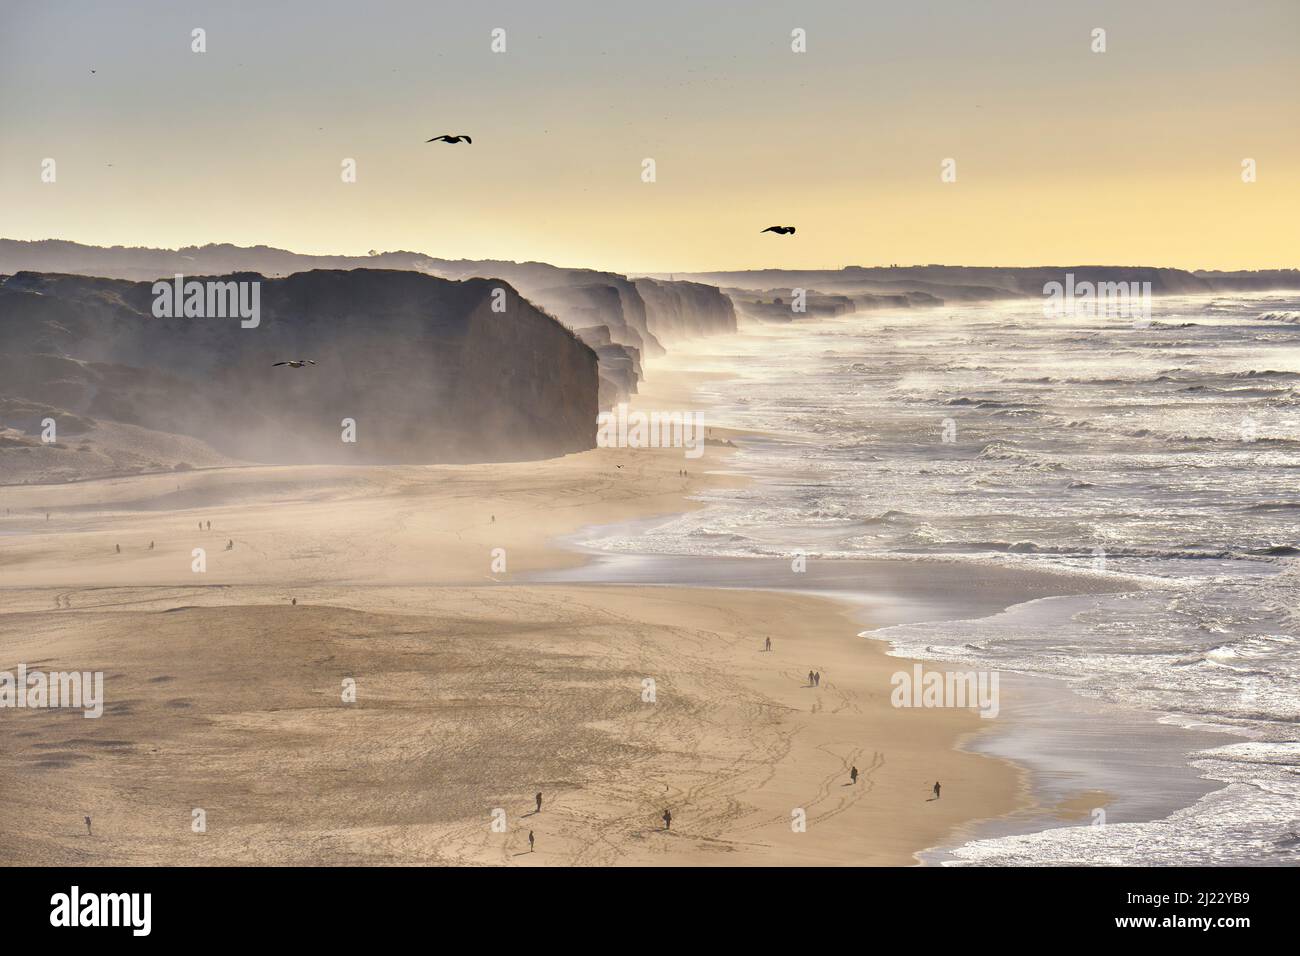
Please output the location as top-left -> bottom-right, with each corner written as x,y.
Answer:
0,375 -> 1061,866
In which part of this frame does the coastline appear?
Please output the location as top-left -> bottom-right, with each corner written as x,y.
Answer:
0,405 -> 1028,867
583,366 -> 1236,865
0,365 -> 1232,866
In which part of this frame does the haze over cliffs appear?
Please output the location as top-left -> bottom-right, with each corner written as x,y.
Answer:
0,240 -> 744,407
4,240 -> 1297,483
0,269 -> 597,481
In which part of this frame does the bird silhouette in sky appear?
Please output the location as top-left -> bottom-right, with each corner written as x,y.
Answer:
761,226 -> 796,235
426,134 -> 472,144
272,360 -> 316,368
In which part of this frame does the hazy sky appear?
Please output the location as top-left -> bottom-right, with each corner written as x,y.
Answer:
2,0 -> 1297,272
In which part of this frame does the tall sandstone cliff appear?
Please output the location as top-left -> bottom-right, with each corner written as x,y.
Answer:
0,242 -> 755,406
0,269 -> 597,466
633,278 -> 737,341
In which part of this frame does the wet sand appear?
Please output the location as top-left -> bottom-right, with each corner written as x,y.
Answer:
0,434 -> 1047,866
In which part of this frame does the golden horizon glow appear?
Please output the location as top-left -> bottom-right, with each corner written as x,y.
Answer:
2,0 -> 1297,274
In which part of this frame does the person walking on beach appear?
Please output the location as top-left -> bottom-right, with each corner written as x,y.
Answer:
84,815 -> 91,836
291,598 -> 297,606
850,766 -> 858,785
933,781 -> 941,800
206,520 -> 211,531
528,830 -> 535,852
814,671 -> 821,687
226,539 -> 233,551
764,636 -> 772,652
115,544 -> 120,554
662,809 -> 672,831
535,792 -> 543,813
808,670 -> 815,686
148,540 -> 154,550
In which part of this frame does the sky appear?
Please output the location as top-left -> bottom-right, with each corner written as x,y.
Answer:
1,0 -> 1297,273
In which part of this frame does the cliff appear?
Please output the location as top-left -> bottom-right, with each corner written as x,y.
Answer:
422,260 -> 667,363
0,241 -> 754,406
633,278 -> 737,341
0,269 -> 598,471
572,326 -> 640,408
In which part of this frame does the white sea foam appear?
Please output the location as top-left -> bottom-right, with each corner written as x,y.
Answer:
591,291 -> 1300,864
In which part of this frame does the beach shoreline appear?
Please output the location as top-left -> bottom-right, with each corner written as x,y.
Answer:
0,396 -> 1050,867
0,357 -> 1237,866
2,356 -> 1210,868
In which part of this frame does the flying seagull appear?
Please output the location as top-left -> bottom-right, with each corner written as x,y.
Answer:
761,226 -> 796,235
426,134 -> 472,144
272,360 -> 316,368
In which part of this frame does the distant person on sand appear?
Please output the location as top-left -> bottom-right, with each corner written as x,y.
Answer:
535,792 -> 543,813
206,520 -> 211,531
46,513 -> 50,521
198,522 -> 202,531
764,636 -> 771,652
933,781 -> 941,800
490,514 -> 495,524
226,540 -> 233,551
528,830 -> 535,852
850,766 -> 858,785
808,670 -> 815,686
148,541 -> 154,550
291,598 -> 297,606
662,809 -> 672,830
115,544 -> 120,554
84,815 -> 91,836
815,671 -> 821,686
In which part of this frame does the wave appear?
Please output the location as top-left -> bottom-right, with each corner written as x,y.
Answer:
1178,384 -> 1291,397
893,540 -> 1291,562
859,509 -> 914,525
1120,428 -> 1300,446
943,397 -> 1040,409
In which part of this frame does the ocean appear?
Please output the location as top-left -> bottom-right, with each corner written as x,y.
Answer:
569,291 -> 1300,865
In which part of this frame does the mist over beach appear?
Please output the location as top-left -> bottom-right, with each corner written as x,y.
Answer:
1,0 -> 1297,904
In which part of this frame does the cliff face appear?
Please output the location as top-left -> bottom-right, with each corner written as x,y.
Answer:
0,269 -> 597,466
529,281 -> 653,365
423,260 -> 666,360
633,278 -> 737,341
572,327 -> 640,408
0,242 -> 753,408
